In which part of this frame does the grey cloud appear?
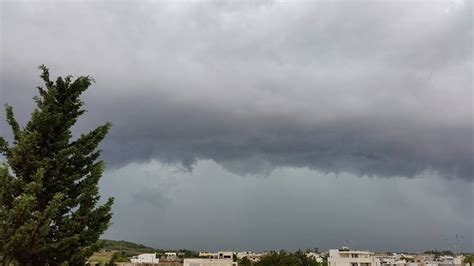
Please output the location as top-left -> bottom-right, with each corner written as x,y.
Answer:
133,187 -> 170,210
1,0 -> 472,180
100,160 -> 474,251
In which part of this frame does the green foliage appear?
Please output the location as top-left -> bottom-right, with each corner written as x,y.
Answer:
177,249 -> 199,258
256,250 -> 321,266
464,254 -> 474,264
106,251 -> 129,265
98,239 -> 159,254
423,250 -> 454,256
88,252 -> 115,264
95,239 -> 198,259
0,65 -> 114,265
238,257 -> 253,266
97,239 -> 165,257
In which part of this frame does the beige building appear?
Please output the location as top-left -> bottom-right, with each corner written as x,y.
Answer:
198,251 -> 234,260
183,258 -> 237,266
328,248 -> 381,266
236,251 -> 264,263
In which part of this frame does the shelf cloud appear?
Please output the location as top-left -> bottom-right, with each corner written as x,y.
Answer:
1,0 -> 472,180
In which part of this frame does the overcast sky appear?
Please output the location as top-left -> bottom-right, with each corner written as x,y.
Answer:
0,0 -> 472,252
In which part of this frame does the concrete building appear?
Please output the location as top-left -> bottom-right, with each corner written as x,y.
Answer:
199,252 -> 216,258
453,256 -> 464,265
198,251 -> 234,260
307,252 -> 324,263
217,251 -> 234,260
165,252 -> 178,260
130,253 -> 159,264
328,247 -> 380,266
237,251 -> 264,263
236,252 -> 250,260
378,254 -> 406,266
183,258 -> 237,266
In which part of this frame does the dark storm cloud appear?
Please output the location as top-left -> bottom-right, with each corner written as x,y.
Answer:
1,0 -> 472,180
100,160 -> 474,251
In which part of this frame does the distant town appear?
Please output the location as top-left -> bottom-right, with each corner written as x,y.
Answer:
87,240 -> 473,266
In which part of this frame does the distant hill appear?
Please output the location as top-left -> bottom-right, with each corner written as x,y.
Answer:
97,239 -> 198,258
98,239 -> 163,255
88,239 -> 162,263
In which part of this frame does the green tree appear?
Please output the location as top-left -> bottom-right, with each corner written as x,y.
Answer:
256,250 -> 299,266
464,254 -> 474,264
0,65 -> 114,265
293,249 -> 320,266
256,250 -> 320,266
238,257 -> 253,266
107,251 -> 129,265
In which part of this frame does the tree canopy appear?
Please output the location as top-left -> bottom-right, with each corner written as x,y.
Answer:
255,250 -> 323,266
0,65 -> 113,266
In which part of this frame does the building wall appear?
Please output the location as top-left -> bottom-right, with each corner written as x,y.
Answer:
217,251 -> 234,260
329,249 -> 380,266
112,263 -> 180,266
183,258 -> 237,266
130,253 -> 159,264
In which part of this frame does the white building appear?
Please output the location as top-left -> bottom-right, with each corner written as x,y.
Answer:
453,255 -> 464,265
165,252 -> 178,260
379,254 -> 406,266
236,252 -> 251,260
199,252 -> 216,258
130,253 -> 159,264
183,258 -> 237,266
198,251 -> 234,260
328,247 -> 380,266
217,251 -> 234,260
307,252 -> 324,263
237,251 -> 264,262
